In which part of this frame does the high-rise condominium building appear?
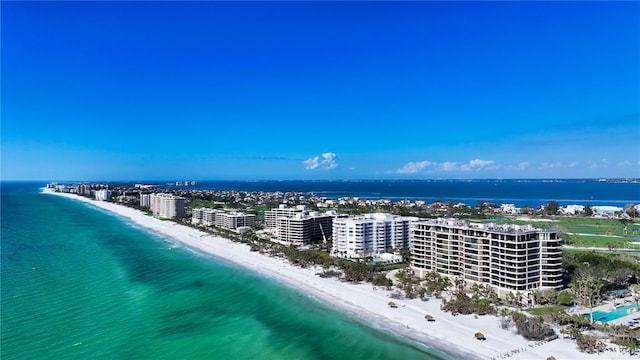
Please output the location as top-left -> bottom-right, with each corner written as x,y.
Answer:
264,205 -> 332,246
140,193 -> 151,208
332,213 -> 417,259
410,218 -> 563,297
94,189 -> 112,201
264,204 -> 307,228
275,211 -> 333,247
149,193 -> 185,218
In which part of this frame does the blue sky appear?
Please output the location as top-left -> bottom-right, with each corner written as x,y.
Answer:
2,1 -> 639,181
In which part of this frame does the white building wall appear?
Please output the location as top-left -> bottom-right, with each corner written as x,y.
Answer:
95,189 -> 112,201
331,213 -> 416,259
149,193 -> 185,218
140,194 -> 151,208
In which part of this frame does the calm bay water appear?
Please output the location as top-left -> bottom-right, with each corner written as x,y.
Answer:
169,179 -> 639,207
1,183 -> 446,360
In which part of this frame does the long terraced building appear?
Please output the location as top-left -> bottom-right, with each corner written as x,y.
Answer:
410,218 -> 563,297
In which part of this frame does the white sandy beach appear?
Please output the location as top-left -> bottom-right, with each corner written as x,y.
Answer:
44,189 -> 635,360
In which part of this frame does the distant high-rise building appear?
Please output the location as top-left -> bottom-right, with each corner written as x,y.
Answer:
95,189 -> 112,201
79,184 -> 92,196
140,193 -> 151,208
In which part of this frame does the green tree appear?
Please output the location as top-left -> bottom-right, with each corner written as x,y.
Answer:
372,273 -> 393,290
572,271 -> 604,325
557,290 -> 573,306
619,218 -> 633,234
545,200 -> 560,215
584,202 -> 594,217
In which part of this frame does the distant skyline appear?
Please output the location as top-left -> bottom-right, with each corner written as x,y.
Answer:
2,1 -> 639,181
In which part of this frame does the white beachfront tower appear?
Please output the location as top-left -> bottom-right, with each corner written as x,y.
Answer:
331,213 -> 417,259
140,193 -> 151,207
94,189 -> 112,201
149,193 -> 185,218
410,218 -> 563,298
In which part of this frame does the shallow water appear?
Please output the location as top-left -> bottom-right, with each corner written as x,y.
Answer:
1,183 -> 449,360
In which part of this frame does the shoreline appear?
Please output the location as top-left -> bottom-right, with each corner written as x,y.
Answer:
42,189 -> 635,360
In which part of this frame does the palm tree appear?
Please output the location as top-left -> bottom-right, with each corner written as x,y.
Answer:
630,284 -> 640,310
470,283 -> 482,299
573,274 -> 604,325
498,307 -> 512,330
453,277 -> 466,296
530,289 -> 542,306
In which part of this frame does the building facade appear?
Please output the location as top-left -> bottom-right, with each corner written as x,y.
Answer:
264,204 -> 306,228
332,213 -> 417,259
95,189 -> 112,201
148,193 -> 185,218
191,207 -> 255,230
410,218 -> 563,297
263,205 -> 333,246
140,193 -> 151,208
275,211 -> 333,247
216,211 -> 255,230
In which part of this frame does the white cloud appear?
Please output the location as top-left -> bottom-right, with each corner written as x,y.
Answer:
504,161 -> 530,171
539,162 -> 565,169
587,159 -> 609,169
303,152 -> 338,170
303,156 -> 319,170
440,161 -> 459,172
396,161 -> 434,174
616,160 -> 640,167
321,152 -> 338,169
461,159 -> 498,171
396,159 -> 499,173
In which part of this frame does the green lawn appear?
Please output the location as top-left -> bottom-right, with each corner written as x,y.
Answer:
186,199 -> 224,210
539,217 -> 638,237
474,216 -> 640,250
563,234 -> 633,248
525,305 -> 568,316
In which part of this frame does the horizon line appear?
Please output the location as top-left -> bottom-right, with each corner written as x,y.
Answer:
3,177 -> 639,183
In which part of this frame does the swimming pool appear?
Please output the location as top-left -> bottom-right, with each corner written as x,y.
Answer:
590,304 -> 639,322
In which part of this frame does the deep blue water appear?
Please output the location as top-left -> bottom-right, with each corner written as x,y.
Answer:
161,179 -> 639,207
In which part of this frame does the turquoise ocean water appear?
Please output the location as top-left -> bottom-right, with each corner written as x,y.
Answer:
1,183 -> 448,360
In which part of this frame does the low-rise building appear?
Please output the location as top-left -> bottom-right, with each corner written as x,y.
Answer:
191,207 -> 255,231
561,204 -> 585,215
499,204 -> 519,215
